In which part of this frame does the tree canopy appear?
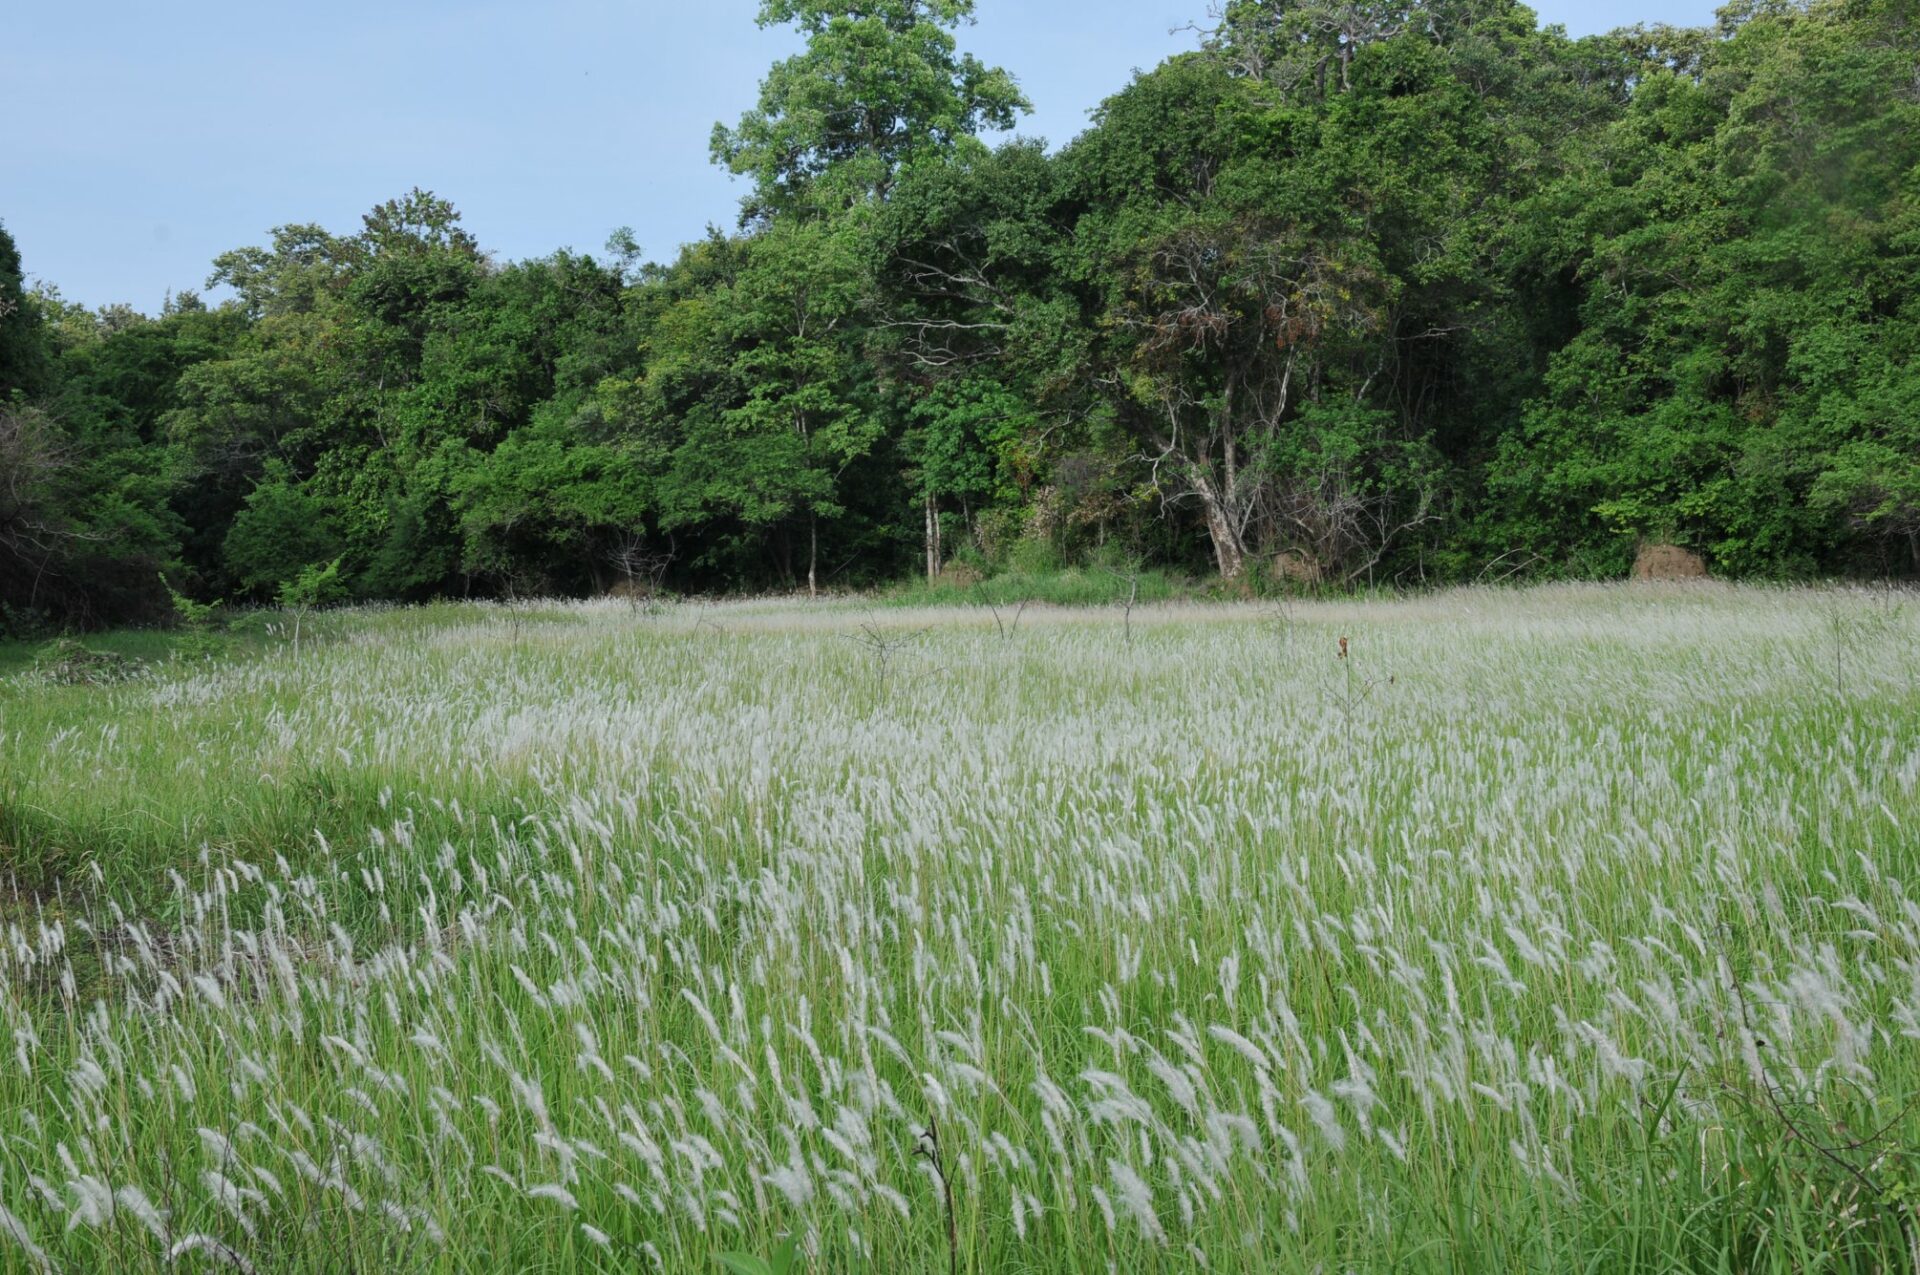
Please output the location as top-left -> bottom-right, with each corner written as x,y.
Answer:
713,0 -> 1030,216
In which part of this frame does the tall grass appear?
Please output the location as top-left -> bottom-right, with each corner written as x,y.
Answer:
881,565 -> 1190,609
0,583 -> 1916,1271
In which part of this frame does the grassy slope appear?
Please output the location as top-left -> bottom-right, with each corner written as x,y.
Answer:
0,584 -> 1917,1272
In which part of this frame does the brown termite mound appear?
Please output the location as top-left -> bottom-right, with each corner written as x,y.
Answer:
1633,543 -> 1709,581
1273,550 -> 1325,587
606,578 -> 656,603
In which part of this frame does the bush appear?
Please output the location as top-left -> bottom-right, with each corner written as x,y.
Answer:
0,603 -> 55,642
1005,535 -> 1063,576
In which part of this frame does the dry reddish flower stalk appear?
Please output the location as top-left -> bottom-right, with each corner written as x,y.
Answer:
1338,636 -> 1350,659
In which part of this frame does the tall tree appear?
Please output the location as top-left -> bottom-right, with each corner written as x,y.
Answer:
627,222 -> 881,594
0,223 -> 52,402
712,0 -> 1030,216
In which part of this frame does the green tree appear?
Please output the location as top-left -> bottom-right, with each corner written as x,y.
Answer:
712,0 -> 1029,216
869,140 -> 1080,573
222,464 -> 343,597
630,221 -> 881,594
450,422 -> 655,594
0,222 -> 52,402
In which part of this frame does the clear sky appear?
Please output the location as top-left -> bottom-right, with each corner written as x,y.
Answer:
2,0 -> 1720,312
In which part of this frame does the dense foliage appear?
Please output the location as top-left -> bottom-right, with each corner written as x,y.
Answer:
5,0 -> 1917,630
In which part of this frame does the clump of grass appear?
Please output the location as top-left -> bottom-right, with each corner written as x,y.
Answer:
27,637 -> 149,686
885,565 -> 1189,609
718,1233 -> 802,1275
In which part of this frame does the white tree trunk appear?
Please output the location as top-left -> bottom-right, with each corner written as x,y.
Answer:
1193,476 -> 1248,580
925,492 -> 939,581
807,516 -> 818,599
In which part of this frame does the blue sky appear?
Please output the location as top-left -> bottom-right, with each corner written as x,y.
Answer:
2,0 -> 1719,312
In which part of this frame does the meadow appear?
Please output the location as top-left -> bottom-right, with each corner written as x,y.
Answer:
1,583 -> 1918,1273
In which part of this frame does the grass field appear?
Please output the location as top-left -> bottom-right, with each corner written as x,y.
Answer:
1,583 -> 1918,1273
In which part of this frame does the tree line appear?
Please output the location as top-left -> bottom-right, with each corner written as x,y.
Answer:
3,0 -> 1917,631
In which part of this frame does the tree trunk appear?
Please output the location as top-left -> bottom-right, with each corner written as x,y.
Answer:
1193,478 -> 1247,579
924,491 -> 939,581
1204,502 -> 1247,580
807,515 -> 819,599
